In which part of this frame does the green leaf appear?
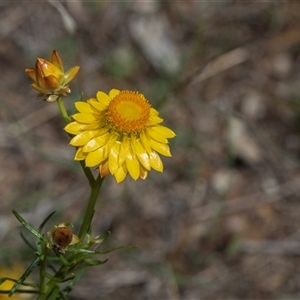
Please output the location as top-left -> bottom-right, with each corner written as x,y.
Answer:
83,258 -> 108,266
70,259 -> 108,273
67,248 -> 99,254
12,210 -> 44,241
46,262 -> 57,274
49,286 -> 60,300
58,291 -> 69,300
93,245 -> 136,255
20,231 -> 35,251
61,275 -> 76,283
44,272 -> 74,284
67,253 -> 88,265
63,268 -> 85,294
44,273 -> 61,282
0,277 -> 17,285
38,211 -> 56,232
54,252 -> 72,267
68,244 -> 136,255
0,288 -> 39,295
64,244 -> 135,268
0,277 -> 38,288
9,257 -> 41,297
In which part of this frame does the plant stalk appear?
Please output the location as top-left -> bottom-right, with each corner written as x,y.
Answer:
78,175 -> 104,242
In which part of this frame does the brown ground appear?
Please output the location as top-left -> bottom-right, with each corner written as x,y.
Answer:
1,1 -> 300,300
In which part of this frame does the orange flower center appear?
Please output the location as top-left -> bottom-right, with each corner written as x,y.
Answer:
107,91 -> 150,133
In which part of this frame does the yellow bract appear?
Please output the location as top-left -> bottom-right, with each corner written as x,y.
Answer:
25,50 -> 79,102
65,89 -> 176,183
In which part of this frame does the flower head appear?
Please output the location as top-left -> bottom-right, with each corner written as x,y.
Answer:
64,89 -> 176,183
47,222 -> 79,254
25,50 -> 80,102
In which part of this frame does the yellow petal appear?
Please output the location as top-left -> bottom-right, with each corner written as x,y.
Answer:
146,127 -> 168,143
64,121 -> 83,135
108,89 -> 120,99
82,120 -> 107,131
114,164 -> 127,183
70,234 -> 79,245
85,148 -> 106,167
57,222 -> 68,228
88,99 -> 108,111
150,108 -> 159,116
140,131 -> 152,154
96,91 -> 111,106
75,102 -> 94,113
108,141 -> 121,175
50,50 -> 64,72
25,68 -> 36,81
126,148 -> 140,180
30,83 -> 48,94
70,130 -> 97,146
149,151 -> 163,172
148,115 -> 164,125
36,58 -> 63,80
64,66 -> 80,84
131,136 -> 150,170
43,75 -> 61,90
74,147 -> 86,160
82,133 -> 109,152
106,132 -> 120,151
149,139 -> 171,157
72,113 -> 97,124
119,136 -> 130,166
151,125 -> 176,138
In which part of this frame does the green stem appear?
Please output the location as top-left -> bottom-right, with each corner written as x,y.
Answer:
39,253 -> 47,295
56,97 -> 72,124
79,161 -> 96,187
78,175 -> 105,242
36,265 -> 68,300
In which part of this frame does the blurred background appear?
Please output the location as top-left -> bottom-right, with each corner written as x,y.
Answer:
1,1 -> 300,299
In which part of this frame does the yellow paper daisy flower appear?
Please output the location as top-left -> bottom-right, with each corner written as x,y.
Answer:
64,89 -> 176,183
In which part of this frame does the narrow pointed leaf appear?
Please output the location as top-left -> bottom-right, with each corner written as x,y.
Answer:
54,252 -> 72,267
9,257 -> 40,297
83,258 -> 108,266
20,231 -> 35,251
38,211 -> 56,232
12,210 -> 43,241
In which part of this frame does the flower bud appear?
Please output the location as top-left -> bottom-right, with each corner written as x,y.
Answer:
25,50 -> 80,102
47,222 -> 79,254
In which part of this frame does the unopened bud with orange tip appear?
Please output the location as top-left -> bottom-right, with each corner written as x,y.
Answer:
47,222 -> 79,254
25,50 -> 80,102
